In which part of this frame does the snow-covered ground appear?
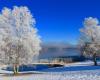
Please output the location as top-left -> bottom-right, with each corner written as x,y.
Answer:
0,61 -> 100,80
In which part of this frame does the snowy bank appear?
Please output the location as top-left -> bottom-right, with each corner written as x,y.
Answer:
0,61 -> 100,80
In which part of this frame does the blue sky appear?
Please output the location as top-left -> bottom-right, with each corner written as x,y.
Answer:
0,0 -> 100,44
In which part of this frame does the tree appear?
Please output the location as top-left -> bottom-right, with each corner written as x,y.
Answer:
79,17 -> 100,66
0,6 -> 41,74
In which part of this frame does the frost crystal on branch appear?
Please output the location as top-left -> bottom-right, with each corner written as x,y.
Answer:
0,6 -> 41,65
79,17 -> 100,65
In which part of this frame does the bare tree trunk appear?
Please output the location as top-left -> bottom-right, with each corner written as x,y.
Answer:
93,54 -> 97,66
16,65 -> 19,74
13,64 -> 19,75
13,64 -> 16,75
13,65 -> 16,74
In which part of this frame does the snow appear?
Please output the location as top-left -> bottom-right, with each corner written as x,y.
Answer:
0,61 -> 100,80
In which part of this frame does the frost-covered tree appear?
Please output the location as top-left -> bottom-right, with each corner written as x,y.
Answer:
79,17 -> 100,66
0,6 -> 41,74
